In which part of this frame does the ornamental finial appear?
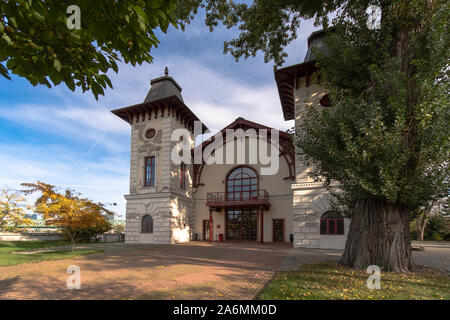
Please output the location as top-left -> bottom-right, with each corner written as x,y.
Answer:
164,66 -> 169,76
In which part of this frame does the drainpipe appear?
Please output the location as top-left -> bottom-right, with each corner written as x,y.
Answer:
209,208 -> 213,242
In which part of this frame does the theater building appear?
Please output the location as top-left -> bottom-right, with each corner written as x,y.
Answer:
112,29 -> 349,249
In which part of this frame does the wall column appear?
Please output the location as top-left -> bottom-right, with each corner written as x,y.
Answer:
209,208 -> 213,242
260,207 -> 264,244
223,208 -> 226,241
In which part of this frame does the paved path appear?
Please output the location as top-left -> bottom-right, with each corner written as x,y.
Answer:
411,241 -> 450,274
0,242 -> 291,300
279,241 -> 450,274
2,241 -> 448,300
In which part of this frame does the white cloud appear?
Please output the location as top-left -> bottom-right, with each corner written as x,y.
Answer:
95,56 -> 294,132
0,143 -> 129,218
0,103 -> 129,153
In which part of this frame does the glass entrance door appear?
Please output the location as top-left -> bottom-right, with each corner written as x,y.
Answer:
203,220 -> 210,240
226,209 -> 258,241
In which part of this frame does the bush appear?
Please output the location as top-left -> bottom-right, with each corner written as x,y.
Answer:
112,223 -> 125,234
62,223 -> 112,243
429,232 -> 443,242
426,215 -> 445,234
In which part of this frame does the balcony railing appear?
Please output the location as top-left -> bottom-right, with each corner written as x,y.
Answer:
206,189 -> 270,208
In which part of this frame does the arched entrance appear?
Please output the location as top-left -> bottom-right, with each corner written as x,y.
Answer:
225,166 -> 259,241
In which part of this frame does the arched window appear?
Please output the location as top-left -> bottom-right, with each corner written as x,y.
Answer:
141,215 -> 153,233
320,211 -> 344,235
226,166 -> 258,201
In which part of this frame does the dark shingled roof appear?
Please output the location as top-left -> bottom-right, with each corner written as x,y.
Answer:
111,70 -> 208,133
304,28 -> 330,62
144,75 -> 184,103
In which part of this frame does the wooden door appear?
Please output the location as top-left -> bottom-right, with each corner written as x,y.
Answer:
273,219 -> 284,242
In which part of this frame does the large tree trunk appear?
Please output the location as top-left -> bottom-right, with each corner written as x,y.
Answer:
68,230 -> 76,252
340,198 -> 413,273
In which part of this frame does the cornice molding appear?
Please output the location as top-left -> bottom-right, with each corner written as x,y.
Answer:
291,181 -> 339,189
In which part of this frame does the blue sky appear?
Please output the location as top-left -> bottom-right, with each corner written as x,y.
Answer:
0,10 -> 319,218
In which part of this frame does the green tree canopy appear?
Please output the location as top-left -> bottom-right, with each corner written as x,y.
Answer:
177,0 -> 350,66
298,1 -> 449,213
0,0 -> 178,99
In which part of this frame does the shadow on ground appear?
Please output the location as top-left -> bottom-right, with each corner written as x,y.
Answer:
0,242 -> 290,300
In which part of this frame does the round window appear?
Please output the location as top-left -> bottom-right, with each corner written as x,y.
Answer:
320,94 -> 332,108
145,128 -> 156,139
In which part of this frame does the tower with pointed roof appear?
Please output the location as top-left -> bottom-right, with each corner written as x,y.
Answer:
275,28 -> 349,249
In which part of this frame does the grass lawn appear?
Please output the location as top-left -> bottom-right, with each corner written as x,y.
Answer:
0,241 -> 102,267
258,262 -> 449,300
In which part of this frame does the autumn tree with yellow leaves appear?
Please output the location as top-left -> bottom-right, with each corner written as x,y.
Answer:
22,182 -> 112,251
0,189 -> 32,230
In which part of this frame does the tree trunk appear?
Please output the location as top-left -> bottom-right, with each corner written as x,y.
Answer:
340,198 -> 413,273
416,219 -> 426,241
68,230 -> 76,252
417,228 -> 423,241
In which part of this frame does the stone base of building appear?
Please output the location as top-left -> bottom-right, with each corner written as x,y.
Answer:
291,182 -> 349,250
124,193 -> 192,244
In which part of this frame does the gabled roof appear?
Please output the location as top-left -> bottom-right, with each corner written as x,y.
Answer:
223,117 -> 291,138
191,117 -> 296,187
194,117 -> 291,153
